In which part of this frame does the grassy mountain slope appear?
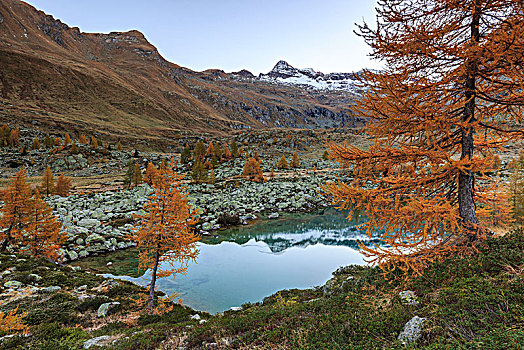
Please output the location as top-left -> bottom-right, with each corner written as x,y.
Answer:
0,0 -> 362,146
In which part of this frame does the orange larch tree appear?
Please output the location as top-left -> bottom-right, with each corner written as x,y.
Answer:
55,174 -> 72,196
90,136 -> 98,149
40,165 -> 55,197
223,144 -> 232,160
238,146 -> 245,158
242,157 -> 264,183
24,190 -> 65,260
32,137 -> 40,150
0,124 -> 9,147
325,0 -> 524,275
206,142 -> 215,158
0,169 -> 32,251
191,160 -> 207,183
132,163 -> 143,188
277,155 -> 289,170
0,303 -> 27,334
9,127 -> 20,147
291,151 -> 300,168
129,161 -> 199,309
71,141 -> 79,154
144,162 -> 160,187
194,141 -> 206,161
0,169 -> 65,260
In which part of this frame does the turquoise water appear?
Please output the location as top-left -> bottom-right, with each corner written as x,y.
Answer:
89,208 -> 378,314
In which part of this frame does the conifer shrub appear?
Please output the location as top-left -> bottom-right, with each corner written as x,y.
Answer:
180,144 -> 191,164
291,151 -> 300,168
191,160 -> 207,183
277,155 -> 289,170
55,174 -> 72,197
31,137 -> 40,150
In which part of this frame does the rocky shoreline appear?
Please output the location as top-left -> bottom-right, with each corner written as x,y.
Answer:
45,172 -> 335,262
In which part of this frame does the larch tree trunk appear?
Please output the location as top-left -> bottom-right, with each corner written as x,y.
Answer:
148,249 -> 160,310
458,1 -> 481,237
1,225 -> 13,251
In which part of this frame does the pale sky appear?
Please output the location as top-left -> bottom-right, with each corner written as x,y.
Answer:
24,0 -> 379,74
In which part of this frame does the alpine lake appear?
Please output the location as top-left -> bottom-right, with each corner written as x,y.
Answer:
73,208 -> 381,314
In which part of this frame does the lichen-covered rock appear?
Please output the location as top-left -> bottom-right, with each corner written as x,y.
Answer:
67,250 -> 79,261
83,335 -> 111,349
3,280 -> 23,289
399,290 -> 419,306
97,302 -> 121,317
322,277 -> 336,296
268,213 -> 279,219
398,316 -> 425,344
78,219 -> 101,228
28,273 -> 42,282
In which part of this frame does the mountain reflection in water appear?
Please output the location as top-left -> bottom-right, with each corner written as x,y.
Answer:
83,208 -> 381,314
204,207 -> 382,252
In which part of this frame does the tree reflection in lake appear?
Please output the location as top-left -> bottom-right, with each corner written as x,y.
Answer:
77,208 -> 382,314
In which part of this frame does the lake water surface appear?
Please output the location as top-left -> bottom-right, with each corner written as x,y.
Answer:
80,208 -> 379,314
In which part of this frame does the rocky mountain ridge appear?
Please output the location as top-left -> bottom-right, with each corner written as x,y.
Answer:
255,60 -> 362,93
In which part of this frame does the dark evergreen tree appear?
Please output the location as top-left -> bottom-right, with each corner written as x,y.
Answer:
180,145 -> 191,164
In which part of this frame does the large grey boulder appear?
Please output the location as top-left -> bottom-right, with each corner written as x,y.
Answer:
398,316 -> 426,344
97,302 -> 121,317
78,219 -> 101,228
83,335 -> 111,349
67,250 -> 79,261
85,233 -> 105,245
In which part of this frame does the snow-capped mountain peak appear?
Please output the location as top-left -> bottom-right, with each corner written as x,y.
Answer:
259,60 -> 360,93
268,60 -> 297,77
